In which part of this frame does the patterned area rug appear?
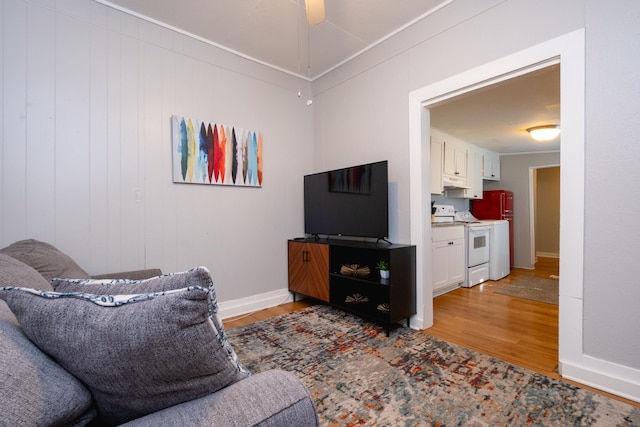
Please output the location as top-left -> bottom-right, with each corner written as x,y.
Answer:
494,276 -> 559,305
227,305 -> 639,426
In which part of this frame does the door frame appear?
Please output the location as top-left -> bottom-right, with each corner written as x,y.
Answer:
408,30 -> 585,377
529,164 -> 560,266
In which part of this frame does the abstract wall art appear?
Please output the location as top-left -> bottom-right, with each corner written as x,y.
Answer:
171,115 -> 263,187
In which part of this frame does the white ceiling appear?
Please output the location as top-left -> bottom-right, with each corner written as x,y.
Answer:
100,0 -> 560,154
101,0 -> 450,79
431,65 -> 561,154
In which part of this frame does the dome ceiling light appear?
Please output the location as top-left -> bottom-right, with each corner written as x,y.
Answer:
527,125 -> 560,142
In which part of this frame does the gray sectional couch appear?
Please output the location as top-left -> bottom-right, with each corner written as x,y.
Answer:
0,239 -> 318,427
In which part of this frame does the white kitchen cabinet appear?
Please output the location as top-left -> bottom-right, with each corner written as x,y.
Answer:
443,141 -> 467,179
467,149 -> 483,198
446,149 -> 483,199
430,141 -> 444,194
432,225 -> 465,296
482,150 -> 501,180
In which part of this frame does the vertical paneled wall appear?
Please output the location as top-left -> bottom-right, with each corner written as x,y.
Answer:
1,0 -> 313,302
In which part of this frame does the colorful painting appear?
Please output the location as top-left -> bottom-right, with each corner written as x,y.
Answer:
171,115 -> 263,187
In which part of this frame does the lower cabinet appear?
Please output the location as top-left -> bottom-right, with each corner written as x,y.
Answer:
288,241 -> 329,302
288,239 -> 416,334
432,226 -> 465,296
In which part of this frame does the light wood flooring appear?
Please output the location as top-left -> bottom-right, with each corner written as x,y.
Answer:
224,257 -> 639,408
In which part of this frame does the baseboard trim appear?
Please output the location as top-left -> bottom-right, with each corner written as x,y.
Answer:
218,288 -> 293,320
560,356 -> 640,403
410,315 -> 425,330
536,251 -> 559,258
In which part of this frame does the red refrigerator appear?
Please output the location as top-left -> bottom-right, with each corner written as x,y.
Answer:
471,190 -> 514,267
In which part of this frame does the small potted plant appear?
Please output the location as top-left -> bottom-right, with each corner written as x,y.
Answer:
376,259 -> 390,279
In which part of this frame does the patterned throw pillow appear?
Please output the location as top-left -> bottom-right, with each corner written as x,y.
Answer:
0,267 -> 250,426
53,269 -> 204,294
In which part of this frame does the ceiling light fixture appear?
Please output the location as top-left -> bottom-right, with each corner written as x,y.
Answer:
527,125 -> 560,142
305,0 -> 325,25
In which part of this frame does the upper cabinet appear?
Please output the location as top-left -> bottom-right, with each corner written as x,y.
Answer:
444,147 -> 483,199
482,150 -> 501,181
443,141 -> 467,179
430,140 -> 444,194
430,128 -> 501,198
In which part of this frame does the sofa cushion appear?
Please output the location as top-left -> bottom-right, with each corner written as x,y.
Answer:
119,370 -> 319,427
0,252 -> 53,292
0,255 -> 96,427
0,239 -> 90,282
0,267 -> 249,426
0,302 -> 97,427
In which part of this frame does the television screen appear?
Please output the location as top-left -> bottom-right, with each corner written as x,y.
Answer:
304,161 -> 388,239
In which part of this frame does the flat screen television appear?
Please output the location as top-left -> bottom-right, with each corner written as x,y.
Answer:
304,160 -> 388,239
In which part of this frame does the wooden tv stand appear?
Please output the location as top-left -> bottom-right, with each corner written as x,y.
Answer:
288,238 -> 416,334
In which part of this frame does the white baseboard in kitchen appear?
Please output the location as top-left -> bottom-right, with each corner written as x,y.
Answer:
536,251 -> 559,258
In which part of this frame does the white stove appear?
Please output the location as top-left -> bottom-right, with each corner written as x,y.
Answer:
432,204 -> 456,223
453,211 -> 480,223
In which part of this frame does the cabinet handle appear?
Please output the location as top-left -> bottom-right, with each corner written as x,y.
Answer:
302,250 -> 309,262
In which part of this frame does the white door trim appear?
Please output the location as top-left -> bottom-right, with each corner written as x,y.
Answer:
409,28 -> 585,371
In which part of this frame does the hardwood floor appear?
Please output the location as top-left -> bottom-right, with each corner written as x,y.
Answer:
223,257 -> 639,408
429,257 -> 560,378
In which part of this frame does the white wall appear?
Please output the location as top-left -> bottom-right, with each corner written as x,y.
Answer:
0,0 -> 313,308
583,0 -> 640,370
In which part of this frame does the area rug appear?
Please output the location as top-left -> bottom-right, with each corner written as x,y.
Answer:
494,276 -> 559,305
227,305 -> 639,426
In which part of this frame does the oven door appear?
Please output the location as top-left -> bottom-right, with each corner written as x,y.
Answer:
467,225 -> 490,267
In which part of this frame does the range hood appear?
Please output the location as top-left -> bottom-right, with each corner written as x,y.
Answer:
442,177 -> 470,189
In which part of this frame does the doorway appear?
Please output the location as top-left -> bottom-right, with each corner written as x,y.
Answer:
408,29 -> 585,379
530,165 -> 561,266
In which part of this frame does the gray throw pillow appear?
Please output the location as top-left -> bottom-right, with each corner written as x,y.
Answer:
0,267 -> 250,426
0,239 -> 90,282
0,254 -> 96,426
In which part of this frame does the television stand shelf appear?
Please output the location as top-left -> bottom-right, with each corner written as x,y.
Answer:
288,238 -> 416,335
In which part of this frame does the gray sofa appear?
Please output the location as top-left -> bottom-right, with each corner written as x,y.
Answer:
0,239 -> 318,427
